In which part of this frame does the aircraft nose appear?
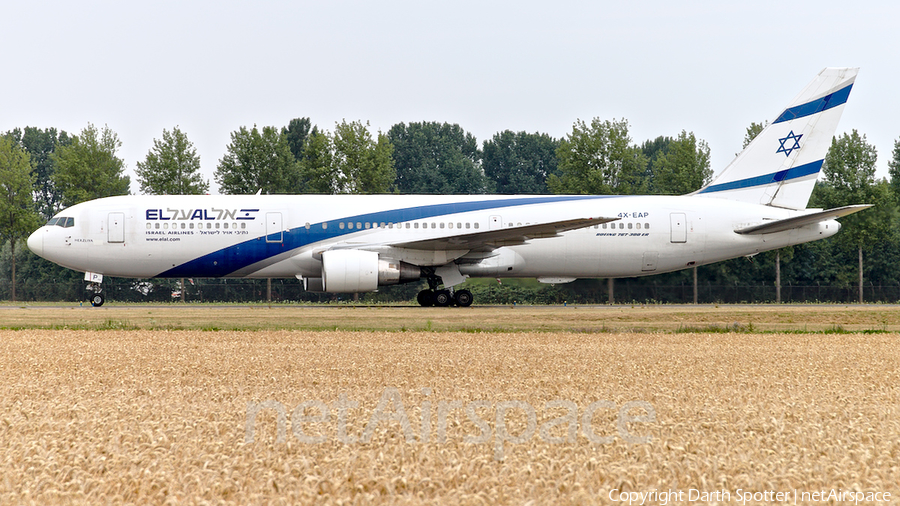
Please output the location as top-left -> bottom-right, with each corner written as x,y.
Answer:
26,229 -> 43,257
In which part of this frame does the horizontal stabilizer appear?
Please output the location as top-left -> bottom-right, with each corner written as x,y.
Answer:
734,205 -> 871,235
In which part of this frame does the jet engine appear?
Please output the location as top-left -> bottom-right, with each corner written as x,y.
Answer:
321,250 -> 420,293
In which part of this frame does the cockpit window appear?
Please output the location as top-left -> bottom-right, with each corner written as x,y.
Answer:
46,217 -> 74,228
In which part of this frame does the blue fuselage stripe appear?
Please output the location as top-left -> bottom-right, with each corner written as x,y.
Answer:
698,160 -> 823,195
157,195 -> 614,278
773,83 -> 853,124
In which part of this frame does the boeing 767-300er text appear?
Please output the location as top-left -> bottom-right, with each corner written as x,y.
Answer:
27,68 -> 869,307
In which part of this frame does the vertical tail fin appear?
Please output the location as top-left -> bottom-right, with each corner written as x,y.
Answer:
696,67 -> 858,209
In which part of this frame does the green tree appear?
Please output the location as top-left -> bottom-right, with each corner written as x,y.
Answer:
283,117 -> 313,161
0,137 -> 41,301
331,120 -> 395,194
482,130 -> 559,194
297,129 -> 336,193
4,127 -> 71,219
51,124 -> 130,207
888,137 -> 900,200
215,125 -> 299,194
649,130 -> 712,194
136,127 -> 208,195
640,135 -> 672,187
548,118 -> 647,195
388,122 -> 489,194
813,129 -> 887,302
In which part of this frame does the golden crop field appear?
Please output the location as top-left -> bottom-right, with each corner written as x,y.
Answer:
1,306 -> 898,504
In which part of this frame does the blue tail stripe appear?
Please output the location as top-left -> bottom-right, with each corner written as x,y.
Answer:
698,160 -> 823,194
773,83 -> 853,124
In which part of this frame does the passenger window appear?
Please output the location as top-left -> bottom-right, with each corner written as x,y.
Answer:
645,223 -> 650,229
627,223 -> 632,229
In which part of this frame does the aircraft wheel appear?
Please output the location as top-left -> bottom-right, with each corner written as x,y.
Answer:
433,289 -> 453,307
417,289 -> 435,307
454,289 -> 474,307
90,293 -> 105,307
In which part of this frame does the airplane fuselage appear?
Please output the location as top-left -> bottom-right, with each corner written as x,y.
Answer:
27,194 -> 839,283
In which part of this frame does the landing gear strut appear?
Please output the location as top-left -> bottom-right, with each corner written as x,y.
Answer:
416,270 -> 473,307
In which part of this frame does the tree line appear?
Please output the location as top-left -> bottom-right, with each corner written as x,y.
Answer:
2,117 -> 900,303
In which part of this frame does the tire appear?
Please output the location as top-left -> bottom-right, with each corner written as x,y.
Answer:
90,294 -> 105,307
417,289 -> 434,307
454,289 -> 474,307
434,289 -> 452,307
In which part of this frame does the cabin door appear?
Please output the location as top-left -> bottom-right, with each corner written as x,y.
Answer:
670,213 -> 687,243
266,212 -> 283,243
108,212 -> 125,243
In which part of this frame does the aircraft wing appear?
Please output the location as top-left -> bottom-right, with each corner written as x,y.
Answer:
388,216 -> 620,251
734,205 -> 871,235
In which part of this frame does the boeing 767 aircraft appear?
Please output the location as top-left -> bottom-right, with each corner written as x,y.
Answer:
27,68 -> 868,307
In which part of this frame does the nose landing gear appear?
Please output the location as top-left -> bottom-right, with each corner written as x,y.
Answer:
89,292 -> 105,307
84,272 -> 105,307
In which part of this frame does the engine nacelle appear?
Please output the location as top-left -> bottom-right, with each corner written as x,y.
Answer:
321,250 -> 420,293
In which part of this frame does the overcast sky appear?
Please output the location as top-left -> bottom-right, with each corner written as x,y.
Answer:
3,0 -> 897,194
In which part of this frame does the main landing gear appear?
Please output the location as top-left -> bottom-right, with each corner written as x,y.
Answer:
416,288 -> 474,307
416,270 -> 473,307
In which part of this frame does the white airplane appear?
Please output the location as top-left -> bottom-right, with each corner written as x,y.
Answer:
28,68 -> 868,307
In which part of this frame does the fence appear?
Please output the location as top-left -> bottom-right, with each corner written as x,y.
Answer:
2,277 -> 899,304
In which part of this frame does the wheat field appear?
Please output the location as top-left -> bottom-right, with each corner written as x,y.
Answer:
1,308 -> 899,504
